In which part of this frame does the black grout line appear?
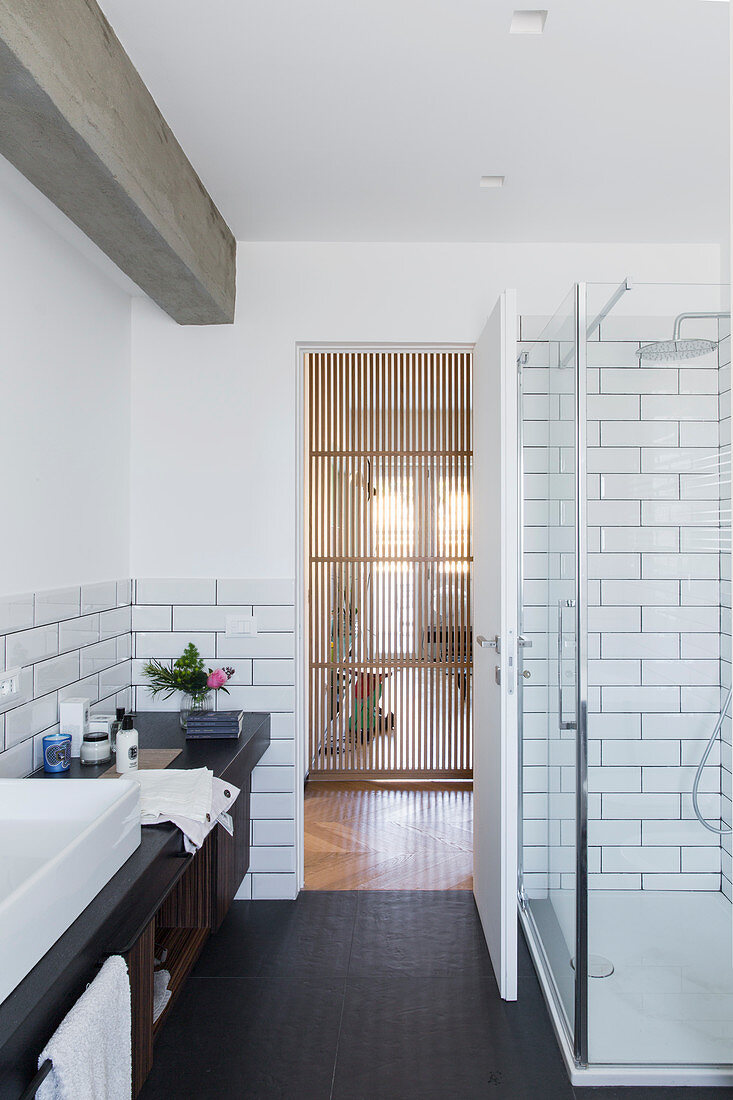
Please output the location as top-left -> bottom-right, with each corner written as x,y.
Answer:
327,900 -> 359,1100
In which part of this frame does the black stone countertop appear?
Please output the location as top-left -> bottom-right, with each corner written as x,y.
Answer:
0,711 -> 270,1087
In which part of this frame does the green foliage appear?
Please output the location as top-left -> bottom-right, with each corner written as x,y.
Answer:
143,642 -> 209,700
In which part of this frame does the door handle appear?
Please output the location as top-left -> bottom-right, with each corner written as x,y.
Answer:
477,634 -> 500,654
518,635 -> 533,648
557,598 -> 576,731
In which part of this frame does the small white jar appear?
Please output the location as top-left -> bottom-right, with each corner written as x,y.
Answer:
80,731 -> 111,766
116,717 -> 139,773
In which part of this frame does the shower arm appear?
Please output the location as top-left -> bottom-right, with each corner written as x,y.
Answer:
672,311 -> 728,340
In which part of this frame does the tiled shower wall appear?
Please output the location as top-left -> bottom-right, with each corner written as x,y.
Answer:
132,578 -> 297,900
522,314 -> 731,896
0,581 -> 132,777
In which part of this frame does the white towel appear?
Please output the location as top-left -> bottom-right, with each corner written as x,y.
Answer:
37,955 -> 131,1100
134,768 -> 214,823
153,969 -> 172,1024
132,769 -> 241,852
167,776 -> 240,852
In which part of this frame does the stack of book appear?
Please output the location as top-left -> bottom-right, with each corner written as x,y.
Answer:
185,710 -> 244,740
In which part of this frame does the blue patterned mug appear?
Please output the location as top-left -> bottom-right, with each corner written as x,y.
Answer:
43,732 -> 72,773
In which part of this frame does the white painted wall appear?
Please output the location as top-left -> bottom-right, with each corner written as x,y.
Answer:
0,158 -> 132,597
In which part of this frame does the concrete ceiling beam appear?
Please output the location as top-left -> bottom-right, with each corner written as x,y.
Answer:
0,0 -> 236,324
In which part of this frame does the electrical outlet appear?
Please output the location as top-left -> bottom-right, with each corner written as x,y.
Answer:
0,668 -> 22,700
226,614 -> 258,638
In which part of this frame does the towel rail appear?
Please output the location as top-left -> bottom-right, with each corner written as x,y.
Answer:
18,1059 -> 52,1100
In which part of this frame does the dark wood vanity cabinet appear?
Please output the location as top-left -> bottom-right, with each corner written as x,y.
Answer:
0,712 -> 270,1100
213,765 -> 251,932
128,776 -> 253,1094
126,834 -> 215,1095
124,719 -> 266,1096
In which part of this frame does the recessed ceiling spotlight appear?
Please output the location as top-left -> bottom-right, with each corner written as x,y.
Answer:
510,9 -> 548,33
480,176 -> 505,188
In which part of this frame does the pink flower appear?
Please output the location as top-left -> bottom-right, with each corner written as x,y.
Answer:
207,668 -> 228,690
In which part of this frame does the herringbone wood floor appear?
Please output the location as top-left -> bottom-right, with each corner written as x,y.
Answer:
304,780 -> 473,890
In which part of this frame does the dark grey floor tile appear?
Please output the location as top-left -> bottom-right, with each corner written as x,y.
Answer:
505,936 -> 576,1098
574,1091 -> 733,1100
191,899 -> 290,977
332,973 -> 568,1100
348,891 -> 494,978
194,893 -> 358,978
142,894 -> 733,1099
141,975 -> 345,1099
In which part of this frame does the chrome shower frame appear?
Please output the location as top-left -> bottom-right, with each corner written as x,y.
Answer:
574,282 -> 589,1067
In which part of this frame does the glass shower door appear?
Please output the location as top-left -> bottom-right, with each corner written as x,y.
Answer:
519,285 -> 586,1057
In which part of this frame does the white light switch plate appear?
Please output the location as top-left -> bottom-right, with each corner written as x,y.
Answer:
226,614 -> 257,638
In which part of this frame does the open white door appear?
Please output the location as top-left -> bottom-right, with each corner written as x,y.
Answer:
473,290 -> 519,1000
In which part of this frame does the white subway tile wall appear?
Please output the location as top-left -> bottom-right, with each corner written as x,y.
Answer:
0,577 -> 295,900
521,315 -> 731,899
132,578 -> 297,900
0,581 -> 132,775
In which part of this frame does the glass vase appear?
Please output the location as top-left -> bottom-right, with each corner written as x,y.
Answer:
179,692 -> 212,729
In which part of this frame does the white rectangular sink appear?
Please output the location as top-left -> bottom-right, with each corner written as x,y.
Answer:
0,778 -> 141,1005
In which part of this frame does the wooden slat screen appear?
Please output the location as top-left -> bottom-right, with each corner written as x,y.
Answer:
307,350 -> 473,779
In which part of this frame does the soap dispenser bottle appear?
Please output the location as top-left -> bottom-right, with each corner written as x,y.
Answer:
110,707 -> 125,752
116,716 -> 139,773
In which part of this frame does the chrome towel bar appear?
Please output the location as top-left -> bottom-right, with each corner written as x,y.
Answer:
18,1059 -> 52,1100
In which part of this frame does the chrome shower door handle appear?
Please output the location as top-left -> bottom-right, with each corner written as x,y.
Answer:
557,598 -> 577,731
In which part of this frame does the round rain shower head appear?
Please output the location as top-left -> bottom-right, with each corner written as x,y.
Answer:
637,338 -> 717,363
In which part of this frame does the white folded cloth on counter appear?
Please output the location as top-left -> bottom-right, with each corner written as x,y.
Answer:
37,955 -> 131,1100
136,767 -> 213,822
132,768 -> 240,852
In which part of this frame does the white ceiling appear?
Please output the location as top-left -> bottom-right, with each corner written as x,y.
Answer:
99,0 -> 730,244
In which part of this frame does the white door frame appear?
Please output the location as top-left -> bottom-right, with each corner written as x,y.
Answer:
294,341 -> 474,891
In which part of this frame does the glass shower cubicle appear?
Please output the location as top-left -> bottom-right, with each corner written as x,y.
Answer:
518,280 -> 733,1083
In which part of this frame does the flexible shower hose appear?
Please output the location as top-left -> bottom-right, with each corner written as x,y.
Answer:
692,685 -> 733,835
